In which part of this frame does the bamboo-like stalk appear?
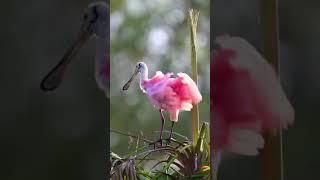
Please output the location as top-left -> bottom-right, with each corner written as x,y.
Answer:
188,9 -> 200,147
260,0 -> 283,180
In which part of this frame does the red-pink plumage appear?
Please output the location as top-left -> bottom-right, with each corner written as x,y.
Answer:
141,69 -> 202,122
211,36 -> 294,156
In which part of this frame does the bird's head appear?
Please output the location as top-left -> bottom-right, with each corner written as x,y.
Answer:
80,2 -> 109,39
122,61 -> 148,91
40,2 -> 109,92
135,62 -> 147,75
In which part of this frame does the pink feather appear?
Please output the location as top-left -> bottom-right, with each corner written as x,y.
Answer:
142,70 -> 202,122
211,36 -> 294,156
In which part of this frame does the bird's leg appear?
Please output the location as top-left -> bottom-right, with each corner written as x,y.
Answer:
158,109 -> 165,146
149,110 -> 165,148
164,121 -> 176,145
169,121 -> 175,140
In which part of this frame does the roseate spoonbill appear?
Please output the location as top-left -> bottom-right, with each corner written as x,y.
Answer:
211,35 -> 294,172
123,62 -> 202,145
40,2 -> 109,97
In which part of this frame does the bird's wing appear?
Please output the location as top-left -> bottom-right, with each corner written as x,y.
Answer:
215,36 -> 294,131
144,71 -> 171,87
147,83 -> 179,111
176,73 -> 202,104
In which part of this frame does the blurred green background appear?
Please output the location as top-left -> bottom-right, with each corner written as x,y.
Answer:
110,0 -> 210,155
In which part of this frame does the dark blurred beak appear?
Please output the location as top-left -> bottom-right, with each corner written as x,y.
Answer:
40,30 -> 91,91
122,67 -> 139,91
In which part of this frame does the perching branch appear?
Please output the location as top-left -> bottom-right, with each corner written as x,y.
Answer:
110,129 -> 153,143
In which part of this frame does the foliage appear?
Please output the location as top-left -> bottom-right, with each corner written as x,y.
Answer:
110,123 -> 210,180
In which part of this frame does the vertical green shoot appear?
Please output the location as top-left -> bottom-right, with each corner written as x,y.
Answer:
188,9 -> 200,147
260,0 -> 283,180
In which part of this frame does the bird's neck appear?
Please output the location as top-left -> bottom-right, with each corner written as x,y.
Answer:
95,37 -> 108,71
94,37 -> 109,93
95,36 -> 108,59
96,22 -> 109,40
139,70 -> 148,92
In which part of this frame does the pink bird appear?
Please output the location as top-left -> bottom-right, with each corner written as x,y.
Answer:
40,2 -> 109,97
123,62 -> 202,144
211,36 -> 294,172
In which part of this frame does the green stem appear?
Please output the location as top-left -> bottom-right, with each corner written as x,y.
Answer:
260,0 -> 283,180
188,9 -> 200,147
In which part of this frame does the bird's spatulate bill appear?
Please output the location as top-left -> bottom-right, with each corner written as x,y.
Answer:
40,31 -> 91,91
122,68 -> 138,90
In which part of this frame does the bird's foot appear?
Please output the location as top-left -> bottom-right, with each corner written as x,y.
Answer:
164,137 -> 176,145
149,138 -> 164,149
149,137 -> 185,148
163,137 -> 190,147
